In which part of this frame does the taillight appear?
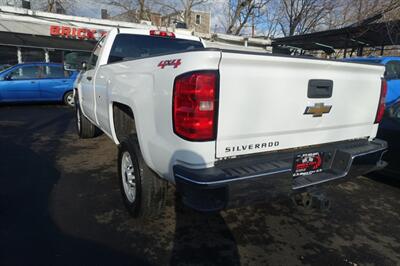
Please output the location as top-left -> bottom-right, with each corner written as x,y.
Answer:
375,79 -> 388,123
150,30 -> 175,38
173,71 -> 218,141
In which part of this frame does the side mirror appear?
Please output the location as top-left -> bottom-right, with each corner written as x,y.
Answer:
80,61 -> 87,71
63,63 -> 73,71
3,75 -> 11,81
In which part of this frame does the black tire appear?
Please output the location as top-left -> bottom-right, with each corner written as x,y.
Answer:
118,134 -> 167,219
63,91 -> 74,107
76,104 -> 97,138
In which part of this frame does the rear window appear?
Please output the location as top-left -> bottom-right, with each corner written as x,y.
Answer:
108,34 -> 203,64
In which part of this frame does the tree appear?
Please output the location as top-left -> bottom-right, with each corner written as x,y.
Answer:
262,0 -> 282,37
155,0 -> 209,26
224,0 -> 270,35
105,0 -> 150,21
278,0 -> 331,36
34,0 -> 75,14
324,0 -> 400,29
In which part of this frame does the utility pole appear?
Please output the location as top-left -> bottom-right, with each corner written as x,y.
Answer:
251,12 -> 255,37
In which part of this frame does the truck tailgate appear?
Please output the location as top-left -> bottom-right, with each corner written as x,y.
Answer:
216,52 -> 385,158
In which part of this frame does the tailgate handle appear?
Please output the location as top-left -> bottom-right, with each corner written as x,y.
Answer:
308,80 -> 333,98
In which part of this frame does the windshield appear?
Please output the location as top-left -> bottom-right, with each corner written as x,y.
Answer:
108,34 -> 203,64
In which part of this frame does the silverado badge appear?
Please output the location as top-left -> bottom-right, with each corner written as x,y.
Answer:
304,103 -> 332,117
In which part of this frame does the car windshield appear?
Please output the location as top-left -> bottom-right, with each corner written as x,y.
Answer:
107,34 -> 203,64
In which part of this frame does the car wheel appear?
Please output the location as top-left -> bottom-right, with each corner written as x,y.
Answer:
76,104 -> 97,138
63,91 -> 75,107
118,134 -> 167,219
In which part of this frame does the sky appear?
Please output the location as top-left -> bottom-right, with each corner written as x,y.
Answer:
71,0 -> 117,18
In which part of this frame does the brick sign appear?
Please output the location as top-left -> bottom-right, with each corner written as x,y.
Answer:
50,25 -> 106,40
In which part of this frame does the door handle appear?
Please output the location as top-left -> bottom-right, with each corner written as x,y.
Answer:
308,80 -> 333,98
86,76 -> 93,81
31,81 -> 36,84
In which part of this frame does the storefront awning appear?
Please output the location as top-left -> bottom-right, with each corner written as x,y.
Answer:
0,31 -> 95,51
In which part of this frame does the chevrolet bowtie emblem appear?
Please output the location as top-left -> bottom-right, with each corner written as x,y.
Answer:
304,103 -> 332,117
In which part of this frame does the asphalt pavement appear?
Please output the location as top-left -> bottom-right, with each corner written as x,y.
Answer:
0,104 -> 399,266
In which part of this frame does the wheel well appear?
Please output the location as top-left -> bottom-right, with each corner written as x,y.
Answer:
113,102 -> 136,143
63,90 -> 73,99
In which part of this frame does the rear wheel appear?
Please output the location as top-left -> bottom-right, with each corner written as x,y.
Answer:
118,135 -> 167,218
76,104 -> 97,138
63,91 -> 74,107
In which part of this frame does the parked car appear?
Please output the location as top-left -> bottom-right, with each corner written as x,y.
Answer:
377,98 -> 400,176
0,62 -> 78,106
344,58 -> 400,176
75,28 -> 387,218
380,97 -> 400,130
343,56 -> 400,106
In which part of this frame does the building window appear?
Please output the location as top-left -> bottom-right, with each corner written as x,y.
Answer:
21,47 -> 45,63
48,49 -> 63,63
195,14 -> 201,25
0,46 -> 18,71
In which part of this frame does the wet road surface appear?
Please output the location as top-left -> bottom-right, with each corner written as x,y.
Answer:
0,105 -> 399,265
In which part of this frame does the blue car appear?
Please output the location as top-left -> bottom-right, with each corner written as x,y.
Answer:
0,63 -> 78,106
343,56 -> 400,107
382,98 -> 400,131
343,56 -> 400,130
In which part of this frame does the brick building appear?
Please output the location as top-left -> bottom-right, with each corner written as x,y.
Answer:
0,5 -> 151,70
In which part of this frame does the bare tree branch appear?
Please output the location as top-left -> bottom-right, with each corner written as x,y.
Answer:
34,0 -> 76,14
277,0 -> 331,36
105,0 -> 152,21
155,0 -> 209,25
225,0 -> 270,35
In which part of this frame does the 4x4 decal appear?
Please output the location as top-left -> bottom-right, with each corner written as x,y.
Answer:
158,59 -> 182,69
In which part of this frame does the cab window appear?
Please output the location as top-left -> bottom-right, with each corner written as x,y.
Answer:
108,34 -> 203,64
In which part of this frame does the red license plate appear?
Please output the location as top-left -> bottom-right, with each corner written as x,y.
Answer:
293,152 -> 323,177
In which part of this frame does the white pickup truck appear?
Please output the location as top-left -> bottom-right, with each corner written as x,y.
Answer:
75,28 -> 388,217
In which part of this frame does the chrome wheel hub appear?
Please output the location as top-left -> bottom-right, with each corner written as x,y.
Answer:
121,151 -> 136,203
66,94 -> 75,106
